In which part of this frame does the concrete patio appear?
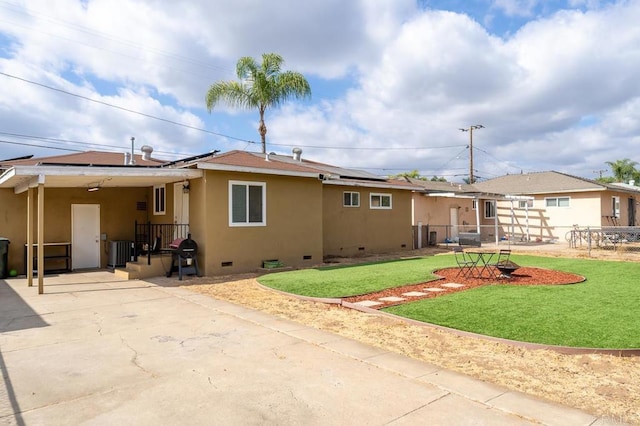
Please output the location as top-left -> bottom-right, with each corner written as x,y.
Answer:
0,271 -> 606,425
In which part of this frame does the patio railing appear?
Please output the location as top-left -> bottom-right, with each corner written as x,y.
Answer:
134,221 -> 190,265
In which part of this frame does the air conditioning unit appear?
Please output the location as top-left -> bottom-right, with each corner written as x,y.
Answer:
108,240 -> 133,268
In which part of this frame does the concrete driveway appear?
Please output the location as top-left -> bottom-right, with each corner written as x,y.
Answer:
0,272 -> 601,425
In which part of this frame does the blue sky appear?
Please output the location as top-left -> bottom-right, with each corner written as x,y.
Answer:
0,0 -> 637,182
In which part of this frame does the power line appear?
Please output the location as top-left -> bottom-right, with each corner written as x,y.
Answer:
2,75 -> 472,156
474,146 -> 526,175
0,139 -> 84,153
268,141 -> 466,150
0,71 -> 257,144
0,131 -> 192,157
2,72 -> 469,154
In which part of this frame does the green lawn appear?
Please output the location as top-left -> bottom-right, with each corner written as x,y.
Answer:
258,254 -> 640,348
258,257 -> 450,298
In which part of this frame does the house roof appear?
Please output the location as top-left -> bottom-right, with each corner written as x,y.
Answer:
0,148 -> 425,193
0,150 -> 200,192
0,150 -> 164,167
196,151 -> 322,177
400,177 -> 478,193
474,171 -> 640,195
195,151 -> 414,189
322,177 -> 422,191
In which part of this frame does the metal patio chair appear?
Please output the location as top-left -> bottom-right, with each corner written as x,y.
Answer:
453,247 -> 475,278
487,249 -> 512,279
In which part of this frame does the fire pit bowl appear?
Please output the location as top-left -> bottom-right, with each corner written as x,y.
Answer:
496,260 -> 520,279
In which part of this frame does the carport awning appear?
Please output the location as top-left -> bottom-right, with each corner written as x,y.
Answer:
0,165 -> 203,193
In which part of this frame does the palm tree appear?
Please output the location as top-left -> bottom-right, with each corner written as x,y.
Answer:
605,158 -> 638,183
206,53 -> 311,154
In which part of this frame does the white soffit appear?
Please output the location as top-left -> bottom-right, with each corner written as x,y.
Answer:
0,165 -> 202,193
197,162 -> 319,178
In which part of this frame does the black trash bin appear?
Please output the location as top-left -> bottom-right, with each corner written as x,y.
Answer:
0,237 -> 9,279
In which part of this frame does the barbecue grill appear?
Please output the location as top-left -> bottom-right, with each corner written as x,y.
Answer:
166,234 -> 200,280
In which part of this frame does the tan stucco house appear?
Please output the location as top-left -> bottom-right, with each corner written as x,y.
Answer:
401,171 -> 640,245
0,148 -> 418,285
400,177 -> 511,246
473,171 -> 640,242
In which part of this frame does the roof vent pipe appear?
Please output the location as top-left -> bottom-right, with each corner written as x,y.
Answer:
124,152 -> 131,165
141,145 -> 153,161
630,179 -> 636,186
292,147 -> 302,161
130,137 -> 136,165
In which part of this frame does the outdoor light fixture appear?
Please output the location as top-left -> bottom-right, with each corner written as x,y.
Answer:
182,182 -> 190,193
86,178 -> 110,192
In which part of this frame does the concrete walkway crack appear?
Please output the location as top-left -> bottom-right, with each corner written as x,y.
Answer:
120,336 -> 157,378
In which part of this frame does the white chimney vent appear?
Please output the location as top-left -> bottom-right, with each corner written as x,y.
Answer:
140,145 -> 153,161
630,179 -> 636,186
124,152 -> 131,165
292,147 -> 302,161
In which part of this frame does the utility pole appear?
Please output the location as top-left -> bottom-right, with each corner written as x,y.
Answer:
593,169 -> 607,179
459,125 -> 484,183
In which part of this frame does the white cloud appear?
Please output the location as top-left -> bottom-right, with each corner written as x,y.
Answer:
1,0 -> 640,180
269,1 -> 640,179
491,0 -> 542,17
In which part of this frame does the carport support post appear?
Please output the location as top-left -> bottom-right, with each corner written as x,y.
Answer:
27,187 -> 34,287
37,182 -> 44,294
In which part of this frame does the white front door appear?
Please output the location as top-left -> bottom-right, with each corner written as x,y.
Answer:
450,207 -> 459,240
174,182 -> 189,238
72,204 -> 100,269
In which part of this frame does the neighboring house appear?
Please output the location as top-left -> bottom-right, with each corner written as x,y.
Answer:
474,171 -> 640,241
400,177 -> 479,245
0,148 -> 419,279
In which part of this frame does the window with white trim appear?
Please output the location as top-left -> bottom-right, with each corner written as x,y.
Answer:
612,196 -> 620,218
545,197 -> 570,207
153,184 -> 166,215
343,191 -> 360,207
229,181 -> 266,226
484,200 -> 495,219
370,193 -> 392,209
518,200 -> 533,208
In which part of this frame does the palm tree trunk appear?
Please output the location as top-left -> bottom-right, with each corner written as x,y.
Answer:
259,110 -> 267,153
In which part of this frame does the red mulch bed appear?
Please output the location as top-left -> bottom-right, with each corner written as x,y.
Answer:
342,267 -> 585,309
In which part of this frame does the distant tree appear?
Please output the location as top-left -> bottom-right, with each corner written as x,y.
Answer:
605,158 -> 639,183
595,176 -> 616,184
205,53 -> 311,154
391,170 -> 428,180
430,176 -> 447,182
